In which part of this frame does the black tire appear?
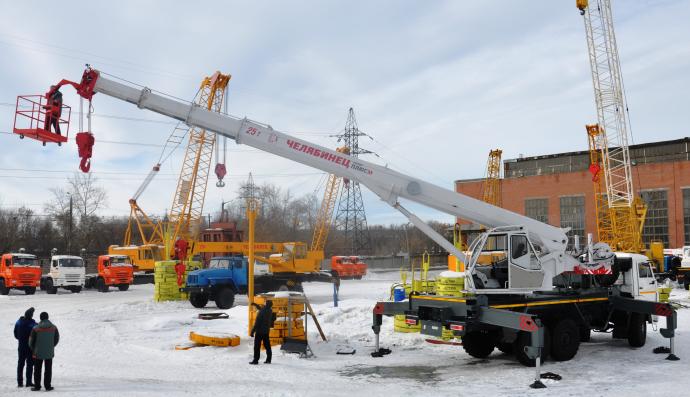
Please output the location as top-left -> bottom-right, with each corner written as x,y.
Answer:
355,275 -> 363,280
24,287 -> 36,295
684,278 -> 689,290
497,342 -> 513,355
97,278 -> 109,293
189,292 -> 209,308
580,326 -> 591,342
290,283 -> 304,292
627,313 -> 647,348
46,279 -> 58,295
118,284 -> 130,291
551,318 -> 580,361
278,284 -> 290,292
71,286 -> 82,294
462,330 -> 495,359
215,288 -> 235,309
0,279 -> 9,295
514,328 -> 551,367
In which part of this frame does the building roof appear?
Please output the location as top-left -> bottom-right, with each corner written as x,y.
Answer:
456,137 -> 690,182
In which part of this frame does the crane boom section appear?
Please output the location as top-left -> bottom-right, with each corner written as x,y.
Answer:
90,72 -> 569,254
581,0 -> 634,208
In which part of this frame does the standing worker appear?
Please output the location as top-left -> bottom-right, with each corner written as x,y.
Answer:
249,300 -> 273,365
29,312 -> 59,391
14,307 -> 36,388
43,85 -> 63,135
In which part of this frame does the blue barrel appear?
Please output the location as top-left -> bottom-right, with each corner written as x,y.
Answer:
663,255 -> 671,273
393,287 -> 406,302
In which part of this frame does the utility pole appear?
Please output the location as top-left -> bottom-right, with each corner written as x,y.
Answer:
334,108 -> 372,255
68,193 -> 73,255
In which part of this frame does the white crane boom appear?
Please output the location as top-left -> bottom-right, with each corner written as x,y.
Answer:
89,72 -> 568,254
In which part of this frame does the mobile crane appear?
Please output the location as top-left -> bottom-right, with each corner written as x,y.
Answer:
16,67 -> 679,388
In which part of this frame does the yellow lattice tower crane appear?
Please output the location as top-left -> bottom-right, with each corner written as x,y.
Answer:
122,72 -> 230,251
168,72 -> 231,243
311,147 -> 349,252
481,149 -> 502,207
577,0 -> 646,252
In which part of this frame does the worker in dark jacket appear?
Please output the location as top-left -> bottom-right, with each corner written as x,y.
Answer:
28,312 -> 59,391
14,307 -> 36,388
249,300 -> 273,365
43,86 -> 63,135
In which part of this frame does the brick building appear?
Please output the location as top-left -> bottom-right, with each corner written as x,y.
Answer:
455,138 -> 690,249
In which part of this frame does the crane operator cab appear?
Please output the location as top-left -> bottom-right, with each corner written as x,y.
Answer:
467,226 -> 545,291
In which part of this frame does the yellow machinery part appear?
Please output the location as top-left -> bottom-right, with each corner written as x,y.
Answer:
189,331 -> 240,347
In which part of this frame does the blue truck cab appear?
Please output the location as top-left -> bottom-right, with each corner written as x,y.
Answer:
182,256 -> 249,309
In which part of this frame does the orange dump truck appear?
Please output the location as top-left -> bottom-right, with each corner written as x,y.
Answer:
331,256 -> 367,279
84,255 -> 134,292
0,252 -> 41,295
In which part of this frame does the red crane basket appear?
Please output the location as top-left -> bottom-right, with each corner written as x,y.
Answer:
13,95 -> 71,146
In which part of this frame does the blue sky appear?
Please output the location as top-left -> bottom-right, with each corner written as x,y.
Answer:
0,0 -> 689,225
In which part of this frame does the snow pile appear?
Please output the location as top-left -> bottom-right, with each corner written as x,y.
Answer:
0,275 -> 688,396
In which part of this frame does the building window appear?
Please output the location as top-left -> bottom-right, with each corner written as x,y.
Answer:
560,196 -> 585,248
684,189 -> 690,245
641,190 -> 669,246
525,198 -> 548,224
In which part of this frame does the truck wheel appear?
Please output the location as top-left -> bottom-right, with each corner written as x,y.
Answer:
278,284 -> 290,292
0,279 -> 9,295
684,278 -> 689,290
215,288 -> 235,309
189,292 -> 209,308
627,313 -> 647,348
46,279 -> 58,295
497,342 -> 513,355
118,284 -> 130,291
71,286 -> 82,294
551,318 -> 580,361
462,330 -> 495,358
514,328 -> 551,367
97,278 -> 109,293
290,283 -> 304,292
24,287 -> 36,295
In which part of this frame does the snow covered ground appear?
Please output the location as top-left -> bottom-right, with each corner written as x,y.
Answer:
1,271 -> 689,396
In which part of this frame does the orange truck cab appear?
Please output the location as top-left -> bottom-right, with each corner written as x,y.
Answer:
85,255 -> 134,292
331,255 -> 368,280
0,253 -> 41,295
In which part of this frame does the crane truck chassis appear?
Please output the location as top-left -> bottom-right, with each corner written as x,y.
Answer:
26,67 -> 681,388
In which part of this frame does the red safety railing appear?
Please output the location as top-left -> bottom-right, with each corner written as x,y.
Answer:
13,95 -> 71,145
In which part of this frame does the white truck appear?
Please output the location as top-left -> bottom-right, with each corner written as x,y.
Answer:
40,255 -> 86,294
28,67 -> 680,388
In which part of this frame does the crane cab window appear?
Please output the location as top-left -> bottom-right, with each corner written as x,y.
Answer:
294,244 -> 307,259
638,262 -> 653,278
510,235 -> 541,270
143,249 -> 153,260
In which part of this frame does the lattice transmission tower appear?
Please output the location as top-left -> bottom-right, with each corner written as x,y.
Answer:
334,108 -> 372,254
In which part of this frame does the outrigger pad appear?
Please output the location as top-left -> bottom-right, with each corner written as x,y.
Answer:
530,380 -> 547,389
281,338 -> 314,358
370,348 -> 392,358
540,372 -> 562,381
198,312 -> 230,320
653,346 -> 671,354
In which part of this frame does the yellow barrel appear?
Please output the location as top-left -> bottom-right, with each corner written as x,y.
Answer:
393,314 -> 421,333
